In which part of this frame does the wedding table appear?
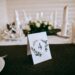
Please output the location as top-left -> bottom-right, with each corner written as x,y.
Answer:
0,35 -> 71,46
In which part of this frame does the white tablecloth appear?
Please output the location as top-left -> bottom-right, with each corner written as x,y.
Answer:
0,36 -> 72,46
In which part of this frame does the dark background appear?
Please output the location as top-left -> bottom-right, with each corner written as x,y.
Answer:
0,44 -> 75,75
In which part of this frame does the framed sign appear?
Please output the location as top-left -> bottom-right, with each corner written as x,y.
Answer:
28,32 -> 52,65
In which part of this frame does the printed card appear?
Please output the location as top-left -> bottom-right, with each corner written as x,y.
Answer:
28,32 -> 52,65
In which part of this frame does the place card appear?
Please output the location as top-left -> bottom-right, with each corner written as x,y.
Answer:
28,32 -> 52,65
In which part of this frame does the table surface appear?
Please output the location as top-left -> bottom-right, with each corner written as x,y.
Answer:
0,36 -> 71,46
0,44 -> 75,75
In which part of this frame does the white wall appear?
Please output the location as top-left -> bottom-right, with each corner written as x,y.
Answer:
0,0 -> 8,28
0,0 -> 75,31
6,0 -> 75,26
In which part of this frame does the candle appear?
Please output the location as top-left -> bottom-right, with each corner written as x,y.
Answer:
61,5 -> 69,36
54,11 -> 58,28
40,12 -> 44,20
49,12 -> 53,25
15,10 -> 23,37
36,12 -> 39,20
15,10 -> 21,26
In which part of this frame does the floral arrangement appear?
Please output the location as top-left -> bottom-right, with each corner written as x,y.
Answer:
23,20 -> 61,36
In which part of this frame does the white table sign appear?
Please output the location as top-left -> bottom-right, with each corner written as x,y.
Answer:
28,32 -> 52,65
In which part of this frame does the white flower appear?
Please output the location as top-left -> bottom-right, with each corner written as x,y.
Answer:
34,20 -> 37,23
44,21 -> 48,26
36,22 -> 40,28
39,20 -> 42,24
48,21 -> 53,25
48,26 -> 52,30
25,25 -> 31,31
